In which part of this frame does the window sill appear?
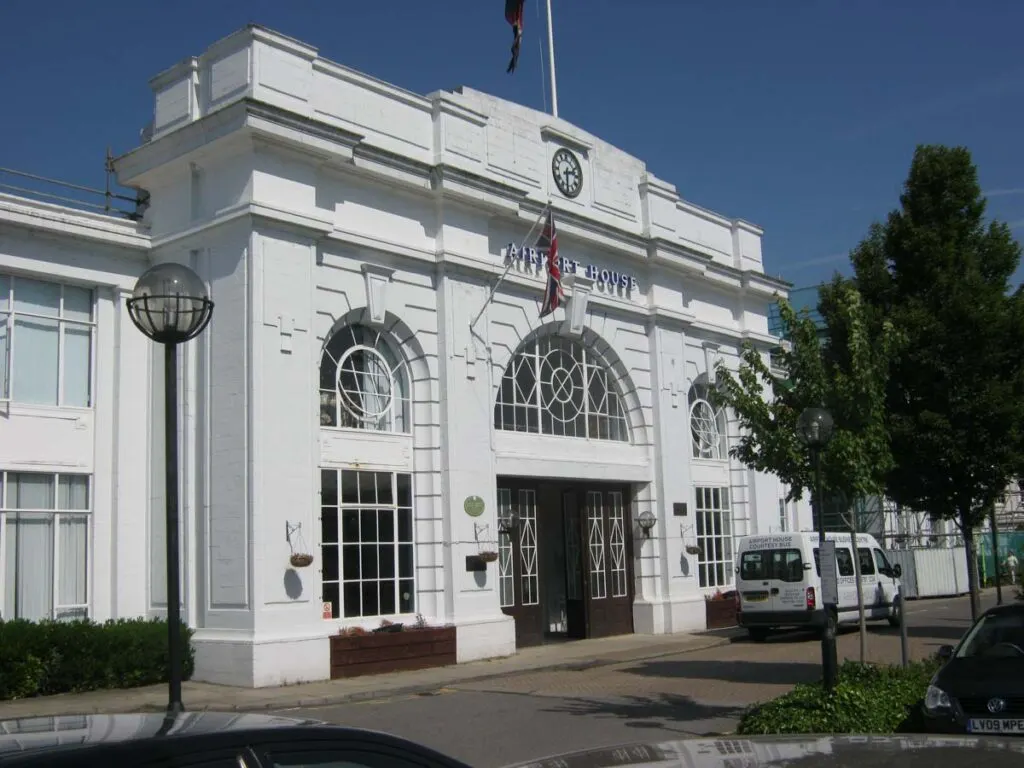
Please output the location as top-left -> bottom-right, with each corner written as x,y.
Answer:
318,425 -> 411,437
324,613 -> 426,627
0,402 -> 93,420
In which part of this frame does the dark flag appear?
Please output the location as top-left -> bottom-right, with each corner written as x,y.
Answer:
505,0 -> 525,74
538,211 -> 564,317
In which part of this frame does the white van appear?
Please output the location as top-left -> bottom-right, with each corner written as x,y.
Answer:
734,531 -> 903,641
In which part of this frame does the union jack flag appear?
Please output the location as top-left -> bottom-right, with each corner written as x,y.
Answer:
505,0 -> 525,74
538,210 -> 564,318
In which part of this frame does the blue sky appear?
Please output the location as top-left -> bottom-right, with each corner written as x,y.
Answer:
2,1 -> 1022,288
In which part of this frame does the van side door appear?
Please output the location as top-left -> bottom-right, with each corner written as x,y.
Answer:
856,546 -> 884,617
873,548 -> 899,612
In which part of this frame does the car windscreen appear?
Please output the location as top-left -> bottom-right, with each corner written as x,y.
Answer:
956,612 -> 1024,659
739,549 -> 805,583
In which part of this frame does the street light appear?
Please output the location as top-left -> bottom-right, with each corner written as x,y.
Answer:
796,406 -> 837,692
127,263 -> 214,715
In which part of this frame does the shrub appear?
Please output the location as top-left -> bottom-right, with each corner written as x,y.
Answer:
736,658 -> 941,735
0,618 -> 194,701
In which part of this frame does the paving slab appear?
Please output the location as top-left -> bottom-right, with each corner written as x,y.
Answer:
0,631 -> 728,720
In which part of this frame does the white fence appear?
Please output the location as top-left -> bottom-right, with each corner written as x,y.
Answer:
888,546 -> 969,599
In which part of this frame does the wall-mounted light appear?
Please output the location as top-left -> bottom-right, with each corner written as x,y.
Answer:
498,511 -> 519,535
638,511 -> 657,538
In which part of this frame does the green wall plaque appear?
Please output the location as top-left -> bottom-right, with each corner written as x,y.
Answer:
463,495 -> 485,517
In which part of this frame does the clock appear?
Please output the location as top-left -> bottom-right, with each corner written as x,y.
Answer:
551,148 -> 583,199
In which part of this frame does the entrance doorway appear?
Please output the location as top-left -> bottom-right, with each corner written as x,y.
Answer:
497,478 -> 635,648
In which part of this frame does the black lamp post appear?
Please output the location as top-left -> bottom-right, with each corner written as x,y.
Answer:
126,263 -> 213,715
796,406 -> 837,692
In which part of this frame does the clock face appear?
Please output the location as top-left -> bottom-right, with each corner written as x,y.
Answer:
552,148 -> 583,199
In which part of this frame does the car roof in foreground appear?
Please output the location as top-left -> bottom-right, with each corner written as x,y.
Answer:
0,712 -> 320,745
0,712 -> 475,768
0,712 -> 373,761
504,735 -> 1024,768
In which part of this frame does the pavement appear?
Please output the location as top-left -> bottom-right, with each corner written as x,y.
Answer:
0,630 -> 730,720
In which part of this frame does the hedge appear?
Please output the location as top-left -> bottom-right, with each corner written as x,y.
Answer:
737,658 -> 941,735
0,618 -> 194,701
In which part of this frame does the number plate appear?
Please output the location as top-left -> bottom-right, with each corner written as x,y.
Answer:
743,592 -> 769,603
969,718 -> 1024,734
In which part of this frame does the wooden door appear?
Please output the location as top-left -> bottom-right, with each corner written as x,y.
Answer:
497,484 -> 545,647
581,487 -> 635,638
563,490 -> 587,639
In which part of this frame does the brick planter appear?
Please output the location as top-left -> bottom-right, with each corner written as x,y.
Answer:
705,598 -> 738,630
329,626 -> 457,680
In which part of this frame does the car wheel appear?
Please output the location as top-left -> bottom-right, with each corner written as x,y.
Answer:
748,627 -> 770,642
888,596 -> 902,628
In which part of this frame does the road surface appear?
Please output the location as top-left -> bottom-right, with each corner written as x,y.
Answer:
275,592 -> 1000,767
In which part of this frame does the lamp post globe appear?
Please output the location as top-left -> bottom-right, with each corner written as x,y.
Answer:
127,262 -> 213,344
796,407 -> 834,449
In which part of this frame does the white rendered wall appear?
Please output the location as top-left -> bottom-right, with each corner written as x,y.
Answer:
105,24 -> 799,685
0,195 -> 151,625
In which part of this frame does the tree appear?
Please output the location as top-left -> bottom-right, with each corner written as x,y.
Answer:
714,282 -> 899,656
842,144 -> 1024,620
715,282 -> 897,515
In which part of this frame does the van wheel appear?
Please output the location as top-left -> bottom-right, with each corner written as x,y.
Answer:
748,627 -> 769,642
888,596 -> 903,628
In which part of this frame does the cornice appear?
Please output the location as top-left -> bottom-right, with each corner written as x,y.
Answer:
742,270 -> 791,296
0,193 -> 150,253
430,93 -> 489,127
539,124 -> 593,153
429,166 -> 525,216
149,56 -> 199,92
741,329 -> 785,349
149,201 -> 332,250
313,58 -> 431,114
114,99 -> 365,188
546,205 -> 648,260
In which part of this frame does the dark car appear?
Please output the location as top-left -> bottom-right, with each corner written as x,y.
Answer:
922,602 -> 1024,736
0,711 -> 473,768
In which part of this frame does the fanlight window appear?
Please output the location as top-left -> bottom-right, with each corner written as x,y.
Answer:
320,324 -> 409,433
494,335 -> 629,442
689,379 -> 728,460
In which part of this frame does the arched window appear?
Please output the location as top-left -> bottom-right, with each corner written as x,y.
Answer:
689,378 -> 728,460
494,334 -> 629,441
319,324 -> 409,433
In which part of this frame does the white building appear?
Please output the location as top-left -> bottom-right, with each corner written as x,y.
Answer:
0,25 -> 810,688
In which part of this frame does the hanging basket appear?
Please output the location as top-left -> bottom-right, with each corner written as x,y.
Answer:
685,545 -> 702,556
290,553 -> 314,568
478,551 -> 499,563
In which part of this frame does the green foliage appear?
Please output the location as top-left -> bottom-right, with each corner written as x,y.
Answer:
848,145 -> 1024,533
713,280 -> 897,506
0,618 -> 194,701
736,659 -> 941,735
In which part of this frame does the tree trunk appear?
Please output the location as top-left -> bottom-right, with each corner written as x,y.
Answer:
989,503 -> 1003,605
961,517 -> 981,621
851,536 -> 867,664
843,505 -> 868,663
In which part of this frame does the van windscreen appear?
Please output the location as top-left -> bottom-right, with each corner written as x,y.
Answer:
739,549 -> 804,583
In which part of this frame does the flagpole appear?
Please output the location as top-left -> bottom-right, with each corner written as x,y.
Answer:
469,203 -> 551,334
546,0 -> 559,117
